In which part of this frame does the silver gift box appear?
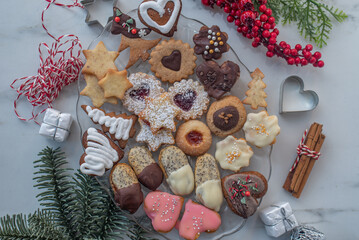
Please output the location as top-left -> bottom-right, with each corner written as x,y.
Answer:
39,108 -> 73,142
259,202 -> 299,238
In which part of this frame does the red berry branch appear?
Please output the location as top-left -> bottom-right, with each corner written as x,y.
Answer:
201,0 -> 324,67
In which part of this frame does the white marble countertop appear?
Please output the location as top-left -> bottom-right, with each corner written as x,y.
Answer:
1,0 -> 358,239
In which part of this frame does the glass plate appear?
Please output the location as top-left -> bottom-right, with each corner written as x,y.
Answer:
76,9 -> 273,240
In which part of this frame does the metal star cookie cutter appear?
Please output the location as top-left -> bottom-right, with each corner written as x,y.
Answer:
279,75 -> 319,113
81,0 -> 117,28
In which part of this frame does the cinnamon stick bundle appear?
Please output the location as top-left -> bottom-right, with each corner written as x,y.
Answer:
283,122 -> 325,198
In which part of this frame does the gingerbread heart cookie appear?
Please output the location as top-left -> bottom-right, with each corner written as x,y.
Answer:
196,60 -> 240,99
138,0 -> 182,37
221,171 -> 268,218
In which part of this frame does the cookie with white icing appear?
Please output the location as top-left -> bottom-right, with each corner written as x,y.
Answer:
110,163 -> 144,214
195,154 -> 223,212
128,146 -> 163,190
158,146 -> 194,196
82,105 -> 137,149
215,136 -> 253,172
80,128 -> 124,176
138,0 -> 182,37
243,111 -> 280,148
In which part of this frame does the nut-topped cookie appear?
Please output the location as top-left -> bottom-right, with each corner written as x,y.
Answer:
207,95 -> 247,137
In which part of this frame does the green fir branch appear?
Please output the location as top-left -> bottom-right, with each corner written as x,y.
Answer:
0,214 -> 34,240
28,210 -> 67,240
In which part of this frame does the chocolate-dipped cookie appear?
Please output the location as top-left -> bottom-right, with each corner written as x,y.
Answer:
206,95 -> 246,137
196,60 -> 240,99
221,171 -> 268,218
193,25 -> 229,60
128,146 -> 163,190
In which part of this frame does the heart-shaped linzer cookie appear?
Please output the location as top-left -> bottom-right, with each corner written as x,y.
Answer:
138,0 -> 182,37
173,90 -> 197,111
196,60 -> 240,99
161,50 -> 181,71
279,76 -> 319,113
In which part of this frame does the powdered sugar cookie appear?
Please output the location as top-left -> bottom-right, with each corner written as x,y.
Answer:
136,119 -> 175,152
215,136 -> 253,172
243,111 -> 280,148
168,79 -> 209,120
123,73 -> 165,115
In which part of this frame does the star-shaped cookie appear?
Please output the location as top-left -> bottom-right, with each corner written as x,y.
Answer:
82,41 -> 119,79
80,74 -> 118,108
98,69 -> 133,100
136,119 -> 175,152
139,93 -> 180,134
118,35 -> 161,69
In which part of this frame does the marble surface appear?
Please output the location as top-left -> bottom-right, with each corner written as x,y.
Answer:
1,0 -> 358,239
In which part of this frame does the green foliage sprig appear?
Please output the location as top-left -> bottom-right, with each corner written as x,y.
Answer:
0,147 -> 154,240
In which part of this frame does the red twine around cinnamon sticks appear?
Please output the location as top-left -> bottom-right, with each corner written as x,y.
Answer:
10,0 -> 84,124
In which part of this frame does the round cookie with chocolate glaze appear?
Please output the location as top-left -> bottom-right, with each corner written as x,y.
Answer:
176,120 -> 212,156
128,146 -> 163,190
149,39 -> 197,83
193,25 -> 229,60
207,95 -> 246,137
110,163 -> 144,214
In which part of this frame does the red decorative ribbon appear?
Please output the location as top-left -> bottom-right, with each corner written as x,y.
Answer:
290,129 -> 321,172
10,0 -> 84,124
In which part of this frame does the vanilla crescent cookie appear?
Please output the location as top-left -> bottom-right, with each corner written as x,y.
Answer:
168,79 -> 209,120
123,73 -> 165,115
243,111 -> 280,148
215,136 -> 253,172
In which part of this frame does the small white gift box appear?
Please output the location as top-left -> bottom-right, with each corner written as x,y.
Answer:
259,202 -> 298,238
39,108 -> 73,142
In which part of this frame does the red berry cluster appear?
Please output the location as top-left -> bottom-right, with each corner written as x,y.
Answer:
201,0 -> 324,67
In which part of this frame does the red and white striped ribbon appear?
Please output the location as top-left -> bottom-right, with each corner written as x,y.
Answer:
10,0 -> 84,124
289,129 -> 321,172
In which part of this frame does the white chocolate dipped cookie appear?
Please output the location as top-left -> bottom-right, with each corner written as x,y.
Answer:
243,111 -> 280,148
215,136 -> 253,172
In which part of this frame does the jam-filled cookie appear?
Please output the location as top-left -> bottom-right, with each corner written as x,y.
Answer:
123,72 -> 165,115
206,95 -> 246,137
149,39 -> 197,83
176,120 -> 212,156
168,79 -> 209,120
193,25 -> 229,60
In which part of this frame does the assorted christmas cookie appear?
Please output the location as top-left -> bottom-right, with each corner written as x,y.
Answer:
139,92 -> 180,134
80,74 -> 118,108
149,39 -> 197,83
123,72 -> 165,115
118,35 -> 161,69
178,200 -> 222,240
215,136 -> 253,172
159,146 -> 194,196
144,191 -> 184,233
193,25 -> 229,60
138,0 -> 182,37
195,154 -> 223,212
110,163 -> 144,214
82,41 -> 119,79
136,119 -> 175,151
242,68 -> 267,110
98,69 -> 133,100
168,79 -> 209,120
243,111 -> 280,148
175,120 -> 212,157
80,128 -> 124,176
207,95 -> 247,137
128,146 -> 163,190
111,7 -> 151,38
81,105 -> 137,149
221,171 -> 268,218
196,60 -> 240,99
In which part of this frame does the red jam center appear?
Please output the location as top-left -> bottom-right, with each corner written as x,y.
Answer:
173,90 -> 197,112
129,84 -> 150,101
186,131 -> 203,145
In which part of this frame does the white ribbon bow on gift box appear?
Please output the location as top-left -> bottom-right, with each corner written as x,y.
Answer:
39,108 -> 73,142
268,204 -> 297,231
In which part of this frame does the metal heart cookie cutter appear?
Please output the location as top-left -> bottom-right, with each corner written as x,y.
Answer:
279,75 -> 319,113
